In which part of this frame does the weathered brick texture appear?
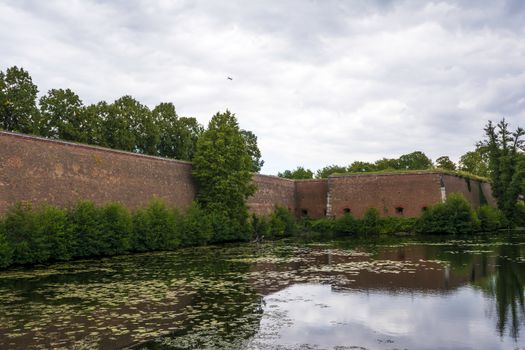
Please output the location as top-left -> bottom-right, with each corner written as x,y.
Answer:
247,174 -> 295,216
295,180 -> 328,218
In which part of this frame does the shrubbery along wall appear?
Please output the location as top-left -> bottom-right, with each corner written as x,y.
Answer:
0,131 -> 495,218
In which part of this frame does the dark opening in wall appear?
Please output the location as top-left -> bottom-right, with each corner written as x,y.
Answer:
395,207 -> 404,215
343,208 -> 351,214
323,209 -> 327,216
421,206 -> 428,212
301,209 -> 308,217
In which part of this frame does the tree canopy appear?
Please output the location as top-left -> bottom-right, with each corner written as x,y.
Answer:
278,167 -> 314,179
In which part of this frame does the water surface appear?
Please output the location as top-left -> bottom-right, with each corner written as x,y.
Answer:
0,235 -> 524,349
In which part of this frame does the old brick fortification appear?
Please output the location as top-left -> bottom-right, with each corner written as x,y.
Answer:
0,131 -> 495,218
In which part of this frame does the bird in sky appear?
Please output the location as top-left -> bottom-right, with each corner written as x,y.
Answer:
227,77 -> 233,80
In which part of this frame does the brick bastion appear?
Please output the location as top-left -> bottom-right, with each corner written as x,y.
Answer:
0,131 -> 495,218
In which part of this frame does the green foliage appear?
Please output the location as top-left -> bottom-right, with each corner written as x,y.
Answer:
249,213 -> 270,240
278,167 -> 314,179
310,218 -> 336,235
459,148 -> 490,177
68,201 -> 105,257
398,151 -> 433,170
315,165 -> 348,179
33,205 -> 72,261
0,220 -> 13,268
132,199 -> 179,252
0,66 -> 39,133
268,206 -> 297,238
193,110 -> 255,242
379,217 -> 417,234
480,119 -> 525,222
180,203 -> 213,246
241,130 -> 264,172
360,208 -> 381,234
38,88 -> 85,141
100,203 -> 133,255
334,213 -> 359,236
417,193 -> 480,234
477,205 -> 505,232
4,203 -> 38,264
347,161 -> 376,173
435,156 -> 456,171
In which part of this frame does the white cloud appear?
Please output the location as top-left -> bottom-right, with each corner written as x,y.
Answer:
1,0 -> 524,173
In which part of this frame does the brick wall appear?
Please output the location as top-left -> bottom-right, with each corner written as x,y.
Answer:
328,173 -> 443,218
295,179 -> 328,218
247,174 -> 296,216
442,174 -> 496,209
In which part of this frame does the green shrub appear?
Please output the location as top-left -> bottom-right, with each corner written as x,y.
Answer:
380,216 -> 417,234
477,205 -> 505,232
334,213 -> 359,236
249,213 -> 270,241
100,202 -> 133,255
0,220 -> 13,268
417,193 -> 480,234
4,203 -> 39,265
180,203 -> 213,246
33,205 -> 72,261
515,203 -> 525,227
68,201 -> 105,257
132,199 -> 179,251
311,218 -> 336,235
268,206 -> 297,239
360,208 -> 381,234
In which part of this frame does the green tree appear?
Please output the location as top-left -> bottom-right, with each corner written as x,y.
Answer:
193,110 -> 256,242
435,156 -> 457,171
374,157 -> 399,170
278,166 -> 314,179
315,165 -> 347,178
398,151 -> 433,170
0,219 -> 13,268
479,119 -> 525,222
0,66 -> 39,133
347,161 -> 376,173
38,88 -> 85,141
459,148 -> 490,177
241,130 -> 264,172
81,102 -> 106,146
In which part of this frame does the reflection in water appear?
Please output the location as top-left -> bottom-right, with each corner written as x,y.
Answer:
0,236 -> 524,349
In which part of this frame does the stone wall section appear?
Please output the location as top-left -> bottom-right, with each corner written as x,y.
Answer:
441,174 -> 496,209
295,179 -> 328,218
327,173 -> 443,218
247,174 -> 296,216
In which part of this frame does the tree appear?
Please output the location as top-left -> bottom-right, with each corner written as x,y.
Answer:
192,110 -> 256,242
374,157 -> 399,170
175,117 -> 203,160
39,88 -> 85,141
398,151 -> 432,170
0,66 -> 39,133
435,156 -> 456,171
459,148 -> 490,177
479,119 -> 525,222
347,161 -> 376,173
241,130 -> 264,172
278,166 -> 314,179
315,165 -> 348,178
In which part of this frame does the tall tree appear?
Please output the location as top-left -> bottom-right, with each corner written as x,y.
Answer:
241,130 -> 264,172
479,119 -> 525,222
175,117 -> 203,161
398,151 -> 433,170
192,110 -> 255,242
435,156 -> 456,171
347,161 -> 376,173
278,167 -> 314,179
39,88 -> 85,141
459,148 -> 490,177
0,66 -> 39,133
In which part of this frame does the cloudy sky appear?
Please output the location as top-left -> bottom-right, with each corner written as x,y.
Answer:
1,0 -> 524,174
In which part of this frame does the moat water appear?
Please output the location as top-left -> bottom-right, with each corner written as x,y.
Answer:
0,235 -> 524,349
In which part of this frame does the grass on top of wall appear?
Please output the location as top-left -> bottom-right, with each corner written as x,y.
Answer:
330,168 -> 490,182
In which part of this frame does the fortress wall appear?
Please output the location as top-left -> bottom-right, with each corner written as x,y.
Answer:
247,174 -> 296,216
0,132 -> 197,214
295,179 -> 328,218
442,174 -> 496,209
328,173 -> 443,218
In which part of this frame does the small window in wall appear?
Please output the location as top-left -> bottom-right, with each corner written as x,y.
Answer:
343,208 -> 351,214
301,209 -> 308,217
395,207 -> 404,215
421,206 -> 428,212
323,209 -> 327,216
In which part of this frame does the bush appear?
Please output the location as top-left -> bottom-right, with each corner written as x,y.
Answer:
33,205 -> 72,261
360,208 -> 381,234
477,205 -> 505,232
515,203 -> 525,228
417,193 -> 480,234
132,199 -> 179,251
4,203 -> 39,265
180,203 -> 213,246
100,202 -> 133,255
310,218 -> 336,235
334,213 -> 359,236
249,213 -> 270,241
68,201 -> 105,257
268,206 -> 297,239
380,216 -> 417,234
0,220 -> 13,268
